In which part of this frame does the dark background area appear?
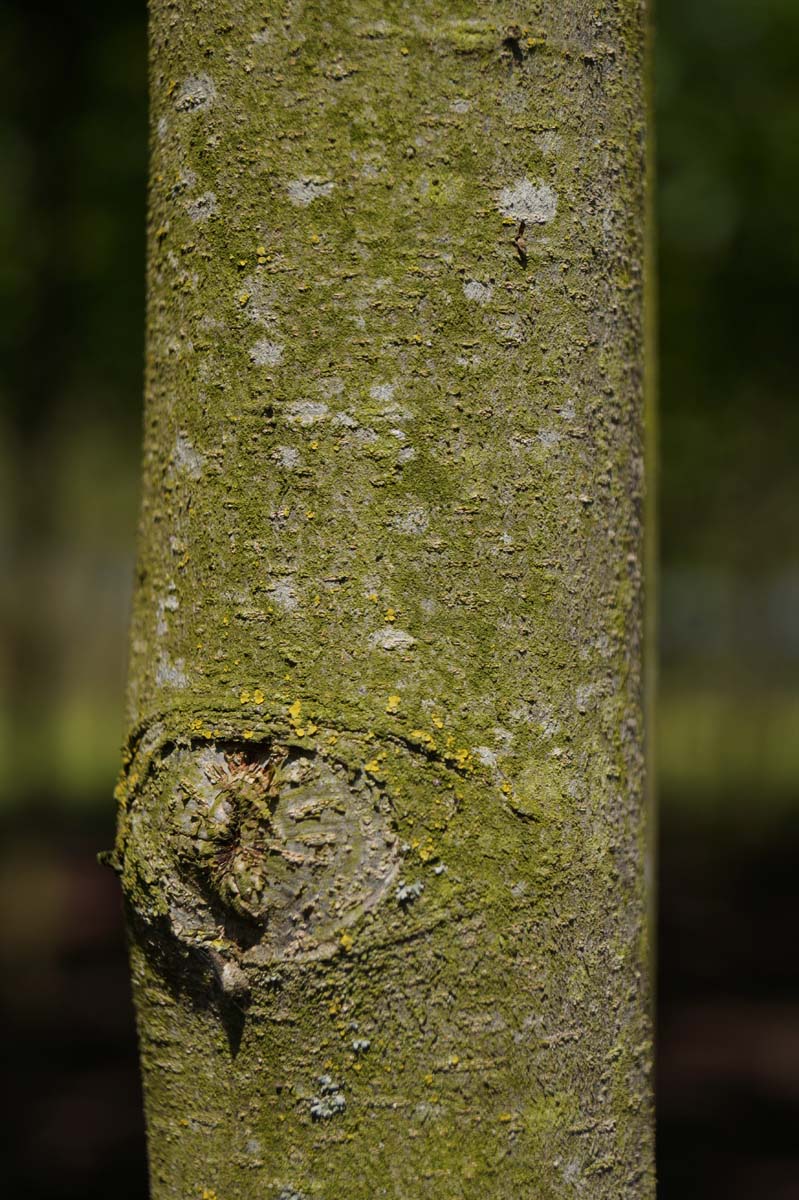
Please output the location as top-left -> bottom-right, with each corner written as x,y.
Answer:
1,1 -> 797,1195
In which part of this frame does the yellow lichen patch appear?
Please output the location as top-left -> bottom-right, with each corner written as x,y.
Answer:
239,689 -> 250,704
498,1113 -> 513,1123
252,688 -> 265,705
288,699 -> 302,723
384,607 -> 397,622
410,729 -> 437,751
431,713 -> 444,729
238,292 -> 250,306
340,930 -> 354,952
243,730 -> 253,739
385,694 -> 401,714
367,591 -> 379,602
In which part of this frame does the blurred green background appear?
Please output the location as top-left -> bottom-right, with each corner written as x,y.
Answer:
1,1 -> 797,1196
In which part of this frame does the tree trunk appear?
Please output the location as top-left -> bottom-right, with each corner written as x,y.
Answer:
114,1 -> 654,1195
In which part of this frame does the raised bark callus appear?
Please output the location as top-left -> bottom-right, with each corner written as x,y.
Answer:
117,1 -> 654,1195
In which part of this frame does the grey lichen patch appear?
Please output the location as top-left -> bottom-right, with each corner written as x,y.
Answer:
463,279 -> 493,304
369,627 -> 417,652
266,578 -> 298,612
155,653 -> 187,689
186,191 -> 217,222
369,381 -> 396,404
172,432 -> 204,480
395,879 -> 424,906
285,400 -> 328,426
390,506 -> 429,535
309,1075 -> 346,1120
273,446 -> 300,470
174,74 -> 216,113
498,178 -> 558,224
249,338 -> 284,367
286,178 -> 335,206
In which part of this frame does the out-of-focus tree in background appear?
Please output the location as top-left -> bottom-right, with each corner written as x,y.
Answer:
0,1 -> 797,1197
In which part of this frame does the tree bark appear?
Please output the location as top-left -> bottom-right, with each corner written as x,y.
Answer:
115,1 -> 654,1195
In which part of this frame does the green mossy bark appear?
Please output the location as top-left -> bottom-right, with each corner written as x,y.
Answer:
117,1 -> 654,1195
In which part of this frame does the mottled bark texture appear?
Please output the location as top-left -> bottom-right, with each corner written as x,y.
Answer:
115,1 -> 654,1196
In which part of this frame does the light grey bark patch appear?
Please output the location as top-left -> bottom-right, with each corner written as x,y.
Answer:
369,627 -> 417,652
155,654 -> 187,689
266,578 -> 298,611
174,74 -> 216,113
498,178 -> 558,224
474,746 -> 499,768
310,1075 -> 346,1120
186,191 -> 217,222
285,400 -> 329,426
463,279 -> 493,304
273,446 -> 300,469
249,338 -> 284,366
286,178 -> 335,206
173,432 -> 204,479
369,382 -> 396,403
390,506 -> 429,535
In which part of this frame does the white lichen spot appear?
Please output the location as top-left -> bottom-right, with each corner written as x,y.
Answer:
474,746 -> 498,768
186,191 -> 217,222
391,506 -> 429,535
174,74 -> 216,113
310,1076 -> 346,1120
537,429 -> 560,449
274,446 -> 300,469
173,432 -> 204,480
267,579 -> 298,612
498,178 -> 557,225
317,375 -> 344,399
397,446 -> 417,464
369,627 -> 417,652
369,382 -> 396,404
451,97 -> 471,114
249,338 -> 284,367
536,130 -> 562,158
287,177 -> 335,206
156,590 -> 179,637
332,411 -> 359,429
157,116 -> 169,141
156,654 -> 187,688
285,400 -> 328,426
463,279 -> 493,304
